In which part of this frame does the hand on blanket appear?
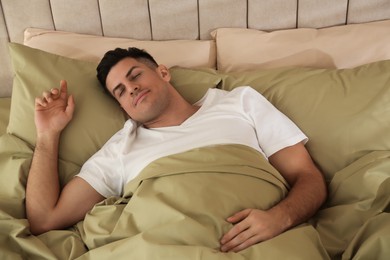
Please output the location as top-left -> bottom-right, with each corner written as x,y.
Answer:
220,208 -> 284,252
35,80 -> 75,136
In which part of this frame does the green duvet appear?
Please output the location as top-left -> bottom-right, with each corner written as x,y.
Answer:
0,136 -> 389,259
1,141 -> 329,259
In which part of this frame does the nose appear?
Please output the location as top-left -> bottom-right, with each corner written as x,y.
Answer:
130,86 -> 138,97
125,84 -> 139,97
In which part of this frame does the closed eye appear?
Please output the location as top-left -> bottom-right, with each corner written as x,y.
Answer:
118,86 -> 125,97
130,72 -> 141,81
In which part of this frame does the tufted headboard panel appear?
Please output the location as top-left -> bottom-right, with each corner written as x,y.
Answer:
1,0 -> 390,97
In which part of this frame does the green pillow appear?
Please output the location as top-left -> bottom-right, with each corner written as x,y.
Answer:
7,43 -> 221,182
0,97 -> 11,136
8,43 -> 127,168
169,67 -> 221,104
220,60 -> 390,180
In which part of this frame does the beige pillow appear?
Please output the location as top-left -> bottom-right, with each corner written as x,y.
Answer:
219,60 -> 390,180
212,20 -> 390,72
7,43 -> 221,184
24,28 -> 216,69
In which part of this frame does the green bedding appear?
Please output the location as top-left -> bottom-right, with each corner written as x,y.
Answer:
1,83 -> 390,259
0,97 -> 11,136
1,142 -> 331,259
2,43 -> 390,259
312,151 -> 390,259
76,144 -> 329,259
1,139 -> 389,259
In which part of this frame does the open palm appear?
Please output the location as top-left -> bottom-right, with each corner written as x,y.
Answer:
34,80 -> 75,135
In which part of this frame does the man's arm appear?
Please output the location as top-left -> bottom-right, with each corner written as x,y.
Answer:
220,142 -> 327,252
26,80 -> 104,235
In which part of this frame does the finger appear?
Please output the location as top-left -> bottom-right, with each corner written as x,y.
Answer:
220,217 -> 250,245
227,208 -> 251,223
230,234 -> 263,253
221,227 -> 256,252
60,80 -> 68,98
42,90 -> 53,102
50,88 -> 60,98
65,95 -> 75,118
35,97 -> 47,108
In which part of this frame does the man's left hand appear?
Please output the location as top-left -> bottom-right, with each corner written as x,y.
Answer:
220,208 -> 285,252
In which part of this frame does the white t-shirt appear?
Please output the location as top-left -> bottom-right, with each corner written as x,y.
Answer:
77,87 -> 307,198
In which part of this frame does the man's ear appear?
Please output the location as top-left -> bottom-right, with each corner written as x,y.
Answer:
157,65 -> 171,82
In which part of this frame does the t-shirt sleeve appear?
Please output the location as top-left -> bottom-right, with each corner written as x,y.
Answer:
239,87 -> 308,157
76,129 -> 126,198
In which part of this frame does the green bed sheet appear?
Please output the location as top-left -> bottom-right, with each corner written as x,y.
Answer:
0,137 -> 389,259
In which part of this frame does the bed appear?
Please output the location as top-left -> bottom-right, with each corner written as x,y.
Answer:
1,0 -> 390,259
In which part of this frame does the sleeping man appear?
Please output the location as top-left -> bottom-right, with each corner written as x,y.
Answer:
26,47 -> 327,253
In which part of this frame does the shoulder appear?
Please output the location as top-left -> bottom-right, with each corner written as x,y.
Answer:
223,86 -> 269,106
196,86 -> 267,108
205,86 -> 259,99
230,86 -> 265,98
195,88 -> 227,106
91,119 -> 136,154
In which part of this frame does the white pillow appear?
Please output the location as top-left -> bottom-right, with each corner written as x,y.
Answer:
211,20 -> 390,72
24,28 -> 216,69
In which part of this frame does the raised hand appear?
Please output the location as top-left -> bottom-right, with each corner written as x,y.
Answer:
34,80 -> 75,136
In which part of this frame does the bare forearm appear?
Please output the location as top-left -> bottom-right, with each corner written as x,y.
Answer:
267,143 -> 327,232
220,144 -> 327,252
269,172 -> 327,231
26,133 -> 61,234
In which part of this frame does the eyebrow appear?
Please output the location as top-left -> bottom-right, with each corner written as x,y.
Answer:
112,66 -> 139,97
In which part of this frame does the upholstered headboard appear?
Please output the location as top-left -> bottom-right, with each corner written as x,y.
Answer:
1,0 -> 390,97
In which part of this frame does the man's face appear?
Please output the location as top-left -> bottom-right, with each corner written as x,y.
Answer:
105,57 -> 172,125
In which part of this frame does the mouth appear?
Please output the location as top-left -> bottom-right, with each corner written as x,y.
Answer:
133,89 -> 150,107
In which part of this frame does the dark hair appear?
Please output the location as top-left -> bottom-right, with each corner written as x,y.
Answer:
96,47 -> 158,95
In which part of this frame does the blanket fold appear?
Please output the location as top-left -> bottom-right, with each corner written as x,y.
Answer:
77,144 -> 329,259
312,151 -> 390,259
